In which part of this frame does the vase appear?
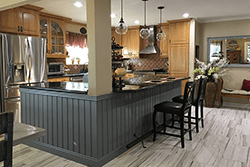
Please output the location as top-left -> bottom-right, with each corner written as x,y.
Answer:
205,81 -> 217,108
77,60 -> 80,64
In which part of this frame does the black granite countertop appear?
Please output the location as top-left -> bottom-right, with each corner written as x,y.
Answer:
47,73 -> 86,79
20,82 -> 88,94
20,74 -> 189,94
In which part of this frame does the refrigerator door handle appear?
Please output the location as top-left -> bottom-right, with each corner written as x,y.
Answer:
6,97 -> 20,102
40,39 -> 46,82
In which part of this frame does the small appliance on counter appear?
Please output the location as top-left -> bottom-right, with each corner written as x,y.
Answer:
47,62 -> 65,76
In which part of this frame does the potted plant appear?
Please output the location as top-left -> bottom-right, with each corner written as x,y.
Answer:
71,57 -> 75,64
76,57 -> 81,64
193,57 -> 228,107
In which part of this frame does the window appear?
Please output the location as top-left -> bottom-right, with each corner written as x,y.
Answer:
66,46 -> 88,65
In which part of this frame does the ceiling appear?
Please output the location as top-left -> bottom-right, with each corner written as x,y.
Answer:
31,0 -> 250,26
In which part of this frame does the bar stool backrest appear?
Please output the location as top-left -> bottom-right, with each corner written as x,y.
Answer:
0,112 -> 13,167
197,77 -> 208,102
182,81 -> 196,112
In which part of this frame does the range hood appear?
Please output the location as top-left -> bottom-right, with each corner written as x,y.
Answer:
139,25 -> 160,55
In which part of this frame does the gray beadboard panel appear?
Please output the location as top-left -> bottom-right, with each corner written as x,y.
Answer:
85,100 -> 91,157
79,100 -> 85,155
102,99 -> 108,156
38,94 -> 44,142
21,93 -> 26,123
34,94 -> 39,128
112,96 -> 117,150
91,101 -> 98,158
52,96 -> 58,146
25,93 -> 30,125
73,99 -> 80,153
57,97 -> 63,148
30,94 -> 34,126
107,98 -> 112,153
97,100 -> 103,159
48,96 -> 53,145
43,95 -> 48,143
68,98 -> 74,151
62,98 -> 68,149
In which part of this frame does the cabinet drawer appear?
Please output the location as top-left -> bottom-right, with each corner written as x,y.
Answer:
47,77 -> 70,82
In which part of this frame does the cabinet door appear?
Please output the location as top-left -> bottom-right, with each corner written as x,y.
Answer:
169,43 -> 189,77
50,19 -> 66,56
0,9 -> 18,34
160,25 -> 169,58
40,18 -> 49,54
17,8 -> 39,36
129,28 -> 140,56
169,21 -> 190,44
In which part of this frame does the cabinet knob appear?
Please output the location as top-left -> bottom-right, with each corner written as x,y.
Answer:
20,26 -> 23,32
169,39 -> 171,43
18,26 -> 20,32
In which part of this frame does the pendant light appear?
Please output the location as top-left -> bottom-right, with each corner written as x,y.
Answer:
156,6 -> 166,41
115,0 -> 128,35
139,0 -> 150,39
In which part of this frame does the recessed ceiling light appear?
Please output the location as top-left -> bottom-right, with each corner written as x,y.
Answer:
74,2 -> 83,8
183,13 -> 189,18
134,20 -> 140,24
110,13 -> 117,18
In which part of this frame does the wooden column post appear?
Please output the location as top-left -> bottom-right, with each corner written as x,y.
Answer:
87,0 -> 112,96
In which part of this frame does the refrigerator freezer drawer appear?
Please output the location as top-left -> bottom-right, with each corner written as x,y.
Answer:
4,86 -> 20,98
4,98 -> 21,122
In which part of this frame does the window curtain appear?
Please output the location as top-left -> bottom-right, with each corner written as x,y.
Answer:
66,31 -> 87,48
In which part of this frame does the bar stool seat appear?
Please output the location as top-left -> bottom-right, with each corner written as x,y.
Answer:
153,81 -> 196,148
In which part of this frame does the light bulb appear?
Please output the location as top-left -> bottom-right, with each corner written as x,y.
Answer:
139,27 -> 150,39
115,19 -> 128,35
157,30 -> 166,41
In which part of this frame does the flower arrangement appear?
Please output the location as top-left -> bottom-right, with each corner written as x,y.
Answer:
193,57 -> 229,82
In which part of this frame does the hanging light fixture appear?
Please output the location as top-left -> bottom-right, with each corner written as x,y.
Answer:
115,0 -> 128,35
156,6 -> 166,42
139,0 -> 150,39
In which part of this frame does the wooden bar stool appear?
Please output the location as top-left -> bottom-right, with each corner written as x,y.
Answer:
152,81 -> 196,148
172,77 -> 207,133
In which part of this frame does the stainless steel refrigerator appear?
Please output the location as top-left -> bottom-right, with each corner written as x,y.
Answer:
0,33 -> 47,122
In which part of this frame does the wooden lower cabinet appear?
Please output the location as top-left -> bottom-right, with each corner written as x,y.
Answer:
169,43 -> 189,77
181,79 -> 189,95
47,77 -> 70,82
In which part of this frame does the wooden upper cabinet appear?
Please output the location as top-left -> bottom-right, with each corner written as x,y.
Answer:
169,43 -> 189,77
169,19 -> 191,44
0,5 -> 42,36
159,23 -> 170,58
40,16 -> 67,58
122,26 -> 143,58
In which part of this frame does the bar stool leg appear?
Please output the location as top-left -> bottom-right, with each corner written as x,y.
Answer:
180,116 -> 184,148
171,114 -> 174,127
201,100 -> 204,127
188,109 -> 192,140
153,110 -> 157,141
195,103 -> 199,133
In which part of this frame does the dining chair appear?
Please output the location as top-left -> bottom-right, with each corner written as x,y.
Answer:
0,112 -> 13,167
152,81 -> 196,148
172,76 -> 207,133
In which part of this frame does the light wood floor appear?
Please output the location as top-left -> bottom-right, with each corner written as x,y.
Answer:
1,106 -> 250,167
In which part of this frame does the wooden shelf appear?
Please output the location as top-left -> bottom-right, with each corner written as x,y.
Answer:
47,54 -> 69,58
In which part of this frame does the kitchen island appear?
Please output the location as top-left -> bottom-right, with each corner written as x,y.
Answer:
19,75 -> 188,167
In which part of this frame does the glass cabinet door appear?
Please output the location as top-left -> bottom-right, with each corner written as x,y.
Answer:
40,19 -> 48,54
51,21 -> 64,54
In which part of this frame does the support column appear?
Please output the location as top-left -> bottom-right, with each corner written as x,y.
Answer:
87,0 -> 112,96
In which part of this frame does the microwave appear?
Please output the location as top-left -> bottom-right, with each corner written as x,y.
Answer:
47,62 -> 65,76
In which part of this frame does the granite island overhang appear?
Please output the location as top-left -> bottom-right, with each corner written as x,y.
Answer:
19,77 -> 189,167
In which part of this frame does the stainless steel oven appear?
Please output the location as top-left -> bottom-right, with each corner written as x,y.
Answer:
47,62 -> 65,76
